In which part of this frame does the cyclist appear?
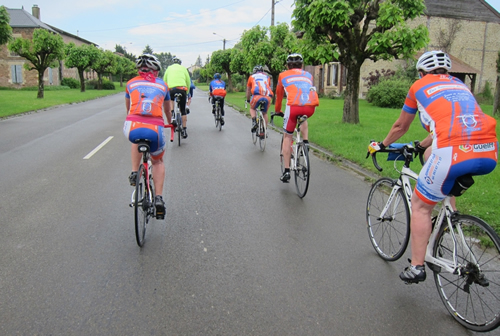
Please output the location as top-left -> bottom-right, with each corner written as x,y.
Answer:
246,65 -> 273,133
186,79 -> 196,114
275,53 -> 319,183
123,54 -> 172,219
163,57 -> 191,138
368,50 -> 498,283
209,73 -> 227,125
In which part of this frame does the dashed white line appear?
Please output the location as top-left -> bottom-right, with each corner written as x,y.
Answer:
83,136 -> 114,159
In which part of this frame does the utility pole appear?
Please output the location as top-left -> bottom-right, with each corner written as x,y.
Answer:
223,39 -> 226,51
271,0 -> 275,26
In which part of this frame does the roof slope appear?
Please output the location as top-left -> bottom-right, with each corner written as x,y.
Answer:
6,8 -> 57,33
424,0 -> 500,23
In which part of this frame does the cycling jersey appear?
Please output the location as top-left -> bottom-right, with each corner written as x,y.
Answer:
210,79 -> 227,97
247,72 -> 273,97
275,69 -> 319,113
125,76 -> 169,126
403,74 -> 497,149
163,64 -> 191,91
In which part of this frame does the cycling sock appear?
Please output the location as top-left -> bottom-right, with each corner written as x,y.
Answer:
284,168 -> 290,173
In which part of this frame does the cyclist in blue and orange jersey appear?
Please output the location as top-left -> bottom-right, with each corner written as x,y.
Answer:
246,65 -> 273,133
186,79 -> 196,114
209,73 -> 227,125
275,53 -> 319,183
368,50 -> 498,283
163,57 -> 191,138
123,54 -> 172,219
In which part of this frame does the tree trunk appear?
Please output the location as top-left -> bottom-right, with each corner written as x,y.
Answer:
228,72 -> 233,92
342,62 -> 361,124
78,68 -> 86,92
98,73 -> 103,90
493,75 -> 500,117
37,70 -> 44,99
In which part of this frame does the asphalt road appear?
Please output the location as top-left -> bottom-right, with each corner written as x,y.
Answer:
0,89 -> 488,335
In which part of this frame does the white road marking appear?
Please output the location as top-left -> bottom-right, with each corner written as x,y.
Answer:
83,136 -> 114,159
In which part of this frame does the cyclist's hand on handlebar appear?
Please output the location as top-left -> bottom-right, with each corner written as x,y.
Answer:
368,141 -> 385,155
414,141 -> 427,157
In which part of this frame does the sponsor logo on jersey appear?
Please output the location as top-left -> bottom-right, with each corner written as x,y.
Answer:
473,143 -> 496,152
459,145 -> 473,153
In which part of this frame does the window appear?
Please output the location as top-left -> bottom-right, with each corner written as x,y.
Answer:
11,65 -> 23,84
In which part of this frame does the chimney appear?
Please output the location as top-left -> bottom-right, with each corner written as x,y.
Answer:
32,5 -> 40,20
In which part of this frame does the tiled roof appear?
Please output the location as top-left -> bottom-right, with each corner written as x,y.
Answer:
6,8 -> 57,33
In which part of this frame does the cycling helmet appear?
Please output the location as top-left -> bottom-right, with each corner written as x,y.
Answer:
135,54 -> 161,71
286,53 -> 303,64
416,50 -> 451,72
214,73 -> 221,80
253,65 -> 264,73
172,57 -> 182,65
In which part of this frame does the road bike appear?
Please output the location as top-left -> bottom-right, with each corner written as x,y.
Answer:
271,113 -> 310,198
366,143 -> 500,332
251,101 -> 267,151
172,93 -> 183,146
213,97 -> 223,131
129,124 -> 174,247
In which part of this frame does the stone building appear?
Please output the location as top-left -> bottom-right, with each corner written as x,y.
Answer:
322,0 -> 500,98
0,5 -> 97,88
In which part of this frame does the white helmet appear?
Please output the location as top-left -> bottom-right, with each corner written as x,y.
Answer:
416,50 -> 451,72
135,54 -> 161,71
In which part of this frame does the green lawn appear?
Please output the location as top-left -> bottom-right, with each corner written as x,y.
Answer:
4,84 -> 500,232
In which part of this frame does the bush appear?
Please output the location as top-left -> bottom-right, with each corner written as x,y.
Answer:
86,79 -> 115,90
61,77 -> 80,89
367,77 -> 413,108
362,69 -> 395,89
476,81 -> 493,104
102,80 -> 116,90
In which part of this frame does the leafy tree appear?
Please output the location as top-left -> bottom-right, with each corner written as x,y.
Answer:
143,45 -> 153,54
229,46 -> 249,78
64,42 -> 100,92
114,55 -> 136,87
209,49 -> 233,90
91,49 -> 117,90
154,51 -> 174,77
293,0 -> 429,124
115,44 -> 136,62
0,5 -> 13,45
8,28 -> 65,98
195,55 -> 203,67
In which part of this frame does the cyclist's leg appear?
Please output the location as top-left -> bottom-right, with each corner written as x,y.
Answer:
125,121 -> 149,183
298,106 -> 316,141
150,126 -> 166,196
220,97 -> 225,116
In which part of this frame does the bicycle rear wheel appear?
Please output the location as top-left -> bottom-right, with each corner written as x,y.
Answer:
294,143 -> 310,198
366,178 -> 410,261
176,112 -> 182,146
432,214 -> 500,332
252,116 -> 258,145
218,107 -> 222,131
280,135 -> 285,174
258,114 -> 266,151
134,164 -> 149,247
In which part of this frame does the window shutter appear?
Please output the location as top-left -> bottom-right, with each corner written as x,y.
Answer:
11,65 -> 23,83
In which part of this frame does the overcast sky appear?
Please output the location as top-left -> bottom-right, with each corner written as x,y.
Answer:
3,0 -> 500,67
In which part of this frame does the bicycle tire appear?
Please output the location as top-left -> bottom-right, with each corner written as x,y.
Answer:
134,164 -> 148,247
294,143 -> 310,198
258,113 -> 266,151
366,178 -> 410,261
432,214 -> 500,332
280,135 -> 285,174
176,112 -> 182,146
218,106 -> 222,131
252,116 -> 258,145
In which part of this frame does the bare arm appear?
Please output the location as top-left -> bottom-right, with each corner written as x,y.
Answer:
163,99 -> 172,123
125,97 -> 130,115
382,110 -> 415,146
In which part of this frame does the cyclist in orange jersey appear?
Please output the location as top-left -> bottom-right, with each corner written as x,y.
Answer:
368,50 -> 498,283
123,54 -> 172,219
275,53 -> 319,183
246,65 -> 273,133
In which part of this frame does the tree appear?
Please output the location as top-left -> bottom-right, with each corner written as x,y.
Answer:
293,0 -> 429,124
494,50 -> 500,117
0,5 -> 13,45
91,49 -> 117,89
195,55 -> 203,67
143,45 -> 153,54
64,42 -> 100,92
115,44 -> 136,62
8,28 -> 65,98
154,51 -> 174,77
114,55 -> 136,87
209,49 -> 233,90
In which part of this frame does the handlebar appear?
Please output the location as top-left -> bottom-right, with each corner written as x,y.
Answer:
367,141 -> 424,172
164,124 -> 175,142
270,112 -> 283,126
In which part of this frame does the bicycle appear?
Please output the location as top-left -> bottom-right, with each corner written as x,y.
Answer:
251,101 -> 267,151
172,93 -> 183,146
213,97 -> 223,131
270,112 -> 310,198
366,143 -> 500,332
129,124 -> 174,247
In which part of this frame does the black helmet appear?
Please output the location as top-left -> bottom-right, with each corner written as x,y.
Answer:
214,73 -> 221,79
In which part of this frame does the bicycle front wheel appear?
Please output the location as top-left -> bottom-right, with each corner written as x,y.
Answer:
134,164 -> 149,247
280,135 -> 285,174
218,108 -> 222,131
432,214 -> 500,332
176,113 -> 182,147
366,178 -> 410,261
294,143 -> 310,198
258,115 -> 266,151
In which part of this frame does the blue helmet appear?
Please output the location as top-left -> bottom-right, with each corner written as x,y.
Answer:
214,73 -> 221,80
